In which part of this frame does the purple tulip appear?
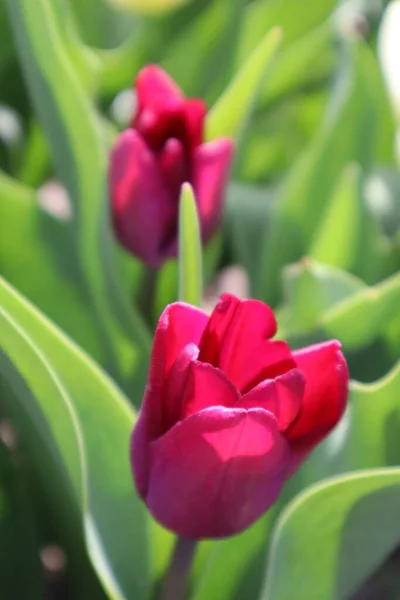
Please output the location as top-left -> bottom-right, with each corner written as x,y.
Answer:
109,65 -> 233,267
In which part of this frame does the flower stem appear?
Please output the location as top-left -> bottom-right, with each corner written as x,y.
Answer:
160,537 -> 197,600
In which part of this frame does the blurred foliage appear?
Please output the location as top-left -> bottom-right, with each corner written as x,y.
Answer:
0,0 -> 399,599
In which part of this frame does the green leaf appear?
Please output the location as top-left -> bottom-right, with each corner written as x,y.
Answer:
5,0 -> 151,389
259,22 -> 336,109
261,469 -> 400,600
178,183 -> 203,306
0,276 -> 151,600
68,0 -> 137,49
206,27 -> 282,143
107,0 -> 191,15
192,513 -> 276,600
225,183 -> 273,285
236,0 -> 337,63
309,163 -> 387,282
257,41 -> 387,305
320,271 -> 400,349
0,442 -> 44,598
162,0 -> 247,103
277,259 -> 366,339
0,171 -> 104,364
310,164 -> 364,269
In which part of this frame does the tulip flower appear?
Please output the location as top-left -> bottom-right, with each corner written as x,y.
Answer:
109,65 -> 233,268
131,294 -> 349,539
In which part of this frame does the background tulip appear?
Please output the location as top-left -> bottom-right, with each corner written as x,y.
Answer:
109,65 -> 234,268
131,293 -> 349,539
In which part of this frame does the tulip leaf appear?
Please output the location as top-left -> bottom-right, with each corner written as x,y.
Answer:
320,271 -> 400,349
257,41 -> 389,306
225,183 -> 273,285
178,183 -> 203,306
192,513 -> 276,600
0,171 -> 104,364
309,164 -> 387,283
237,0 -> 337,63
261,469 -> 400,600
106,0 -> 191,15
310,164 -> 364,271
0,276 -> 151,600
277,259 -> 366,339
206,27 -> 282,143
0,442 -> 44,598
5,0 -> 151,389
259,22 -> 336,109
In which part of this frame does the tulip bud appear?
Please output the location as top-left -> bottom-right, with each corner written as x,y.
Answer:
131,294 -> 349,539
109,65 -> 234,268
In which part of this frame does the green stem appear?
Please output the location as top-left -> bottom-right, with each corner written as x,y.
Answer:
160,537 -> 197,600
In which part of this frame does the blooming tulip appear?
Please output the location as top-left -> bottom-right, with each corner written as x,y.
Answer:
131,294 -> 349,539
109,65 -> 233,268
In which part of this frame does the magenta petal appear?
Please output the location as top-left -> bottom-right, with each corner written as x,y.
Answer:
159,137 -> 187,196
222,339 -> 296,394
286,341 -> 349,465
198,294 -> 294,393
130,303 -> 208,497
183,98 -> 207,150
275,369 -> 305,431
199,294 -> 294,392
109,129 -> 175,267
240,379 -> 278,414
240,370 -> 304,431
146,407 -> 289,538
135,64 -> 183,112
192,138 -> 234,241
183,361 -> 240,418
198,294 -> 241,366
163,344 -> 199,431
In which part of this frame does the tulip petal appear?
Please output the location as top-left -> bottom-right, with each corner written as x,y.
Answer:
135,64 -> 183,111
192,138 -> 234,241
286,341 -> 349,463
146,406 -> 289,538
183,361 -> 240,418
163,343 -> 199,431
109,129 -> 175,267
198,294 -> 295,392
241,369 -> 304,431
183,98 -> 207,150
131,303 -> 208,497
240,379 -> 278,413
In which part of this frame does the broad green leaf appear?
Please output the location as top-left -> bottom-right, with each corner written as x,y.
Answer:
321,271 -> 400,349
192,513 -> 276,600
259,22 -> 336,109
68,0 -> 137,49
309,163 -> 387,282
0,171 -> 104,364
310,164 -> 364,270
178,183 -> 202,306
0,276 -> 151,600
261,469 -> 400,600
206,27 -> 282,143
162,0 -> 247,104
225,183 -> 273,284
257,41 -> 388,305
237,0 -> 337,63
106,0 -> 190,15
0,442 -> 44,598
5,0 -> 151,390
277,259 -> 366,339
